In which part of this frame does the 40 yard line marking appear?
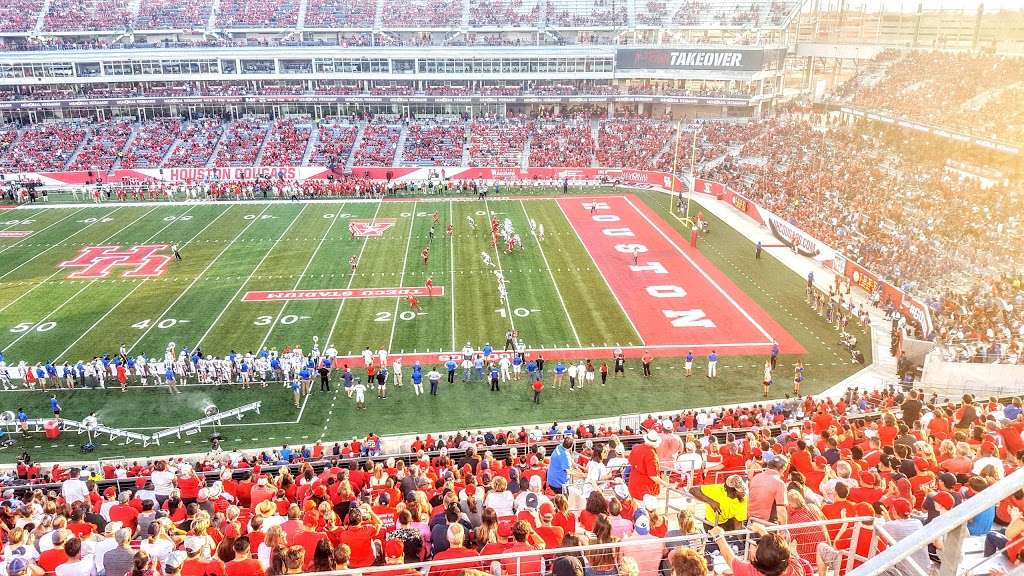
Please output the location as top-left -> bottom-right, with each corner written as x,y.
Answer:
448,200 -> 456,351
386,201 -> 417,354
53,205 -> 226,361
257,204 -> 347,351
0,207 -> 160,351
520,200 -> 581,347
0,207 -> 86,256
127,205 -> 273,354
322,199 -> 385,344
194,204 -> 309,350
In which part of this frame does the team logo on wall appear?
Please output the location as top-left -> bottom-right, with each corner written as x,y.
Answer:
59,245 -> 172,279
350,219 -> 397,237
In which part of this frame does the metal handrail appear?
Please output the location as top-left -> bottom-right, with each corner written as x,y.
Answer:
850,466 -> 1024,576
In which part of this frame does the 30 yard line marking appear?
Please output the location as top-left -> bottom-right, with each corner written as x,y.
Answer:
0,207 -> 86,256
127,205 -> 273,354
623,195 -> 774,342
194,204 -> 309,350
0,207 -> 160,350
482,197 -> 515,332
257,204 -> 347,351
448,200 -> 456,351
53,205 -> 226,360
386,201 -> 417,353
322,199 -> 385,343
555,200 -> 645,346
520,200 -> 581,347
0,207 -> 125,283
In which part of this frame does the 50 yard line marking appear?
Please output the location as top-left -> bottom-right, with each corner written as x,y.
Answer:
0,207 -> 160,351
482,197 -> 515,332
127,204 -> 273,354
194,204 -> 309,350
257,204 -> 347,351
54,205 -> 228,361
322,199 -> 385,344
386,201 -> 417,353
520,200 -> 581,347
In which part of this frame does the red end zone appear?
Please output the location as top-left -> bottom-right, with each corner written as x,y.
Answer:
244,286 -> 444,302
558,195 -> 804,356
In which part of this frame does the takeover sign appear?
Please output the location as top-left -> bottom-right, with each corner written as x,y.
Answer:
243,286 -> 445,302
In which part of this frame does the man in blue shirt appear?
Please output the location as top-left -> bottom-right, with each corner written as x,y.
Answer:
16,408 -> 28,433
707,350 -> 718,378
445,358 -> 457,384
482,343 -> 493,360
489,364 -> 500,392
49,395 -> 61,417
547,438 -> 577,494
770,342 -> 780,370
553,361 -> 565,388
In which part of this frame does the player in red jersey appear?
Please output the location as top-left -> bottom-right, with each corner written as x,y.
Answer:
407,296 -> 421,312
432,211 -> 440,225
446,223 -> 454,238
421,246 -> 430,265
349,221 -> 356,240
349,255 -> 358,273
425,276 -> 434,296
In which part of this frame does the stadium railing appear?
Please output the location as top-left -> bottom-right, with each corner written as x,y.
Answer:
850,466 -> 1024,576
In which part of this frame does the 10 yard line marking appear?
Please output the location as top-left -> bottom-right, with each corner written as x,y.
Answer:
482,198 -> 515,332
194,204 -> 310,350
448,200 -> 456,351
520,200 -> 581,347
127,205 -> 273,354
322,199 -> 385,344
54,205 -> 225,361
0,207 -> 86,256
257,204 -> 347,351
386,201 -> 417,354
556,200 -> 645,346
0,207 -> 126,283
0,207 -> 160,351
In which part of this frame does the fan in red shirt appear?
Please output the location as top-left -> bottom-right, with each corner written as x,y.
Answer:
337,507 -> 382,568
108,493 -> 140,534
628,431 -> 666,500
377,539 -> 419,576
224,536 -> 266,576
292,511 -> 328,570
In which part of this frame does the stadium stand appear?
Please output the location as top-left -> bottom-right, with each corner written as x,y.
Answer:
67,120 -> 134,172
216,0 -> 300,28
402,122 -> 466,167
468,120 -> 531,167
163,118 -> 225,169
118,119 -> 184,170
528,120 -> 595,168
0,123 -> 87,173
43,0 -> 133,31
595,118 -> 676,170
380,0 -> 464,28
352,124 -> 402,167
0,0 -> 44,32
260,118 -> 312,167
134,0 -> 211,29
303,0 -> 378,28
309,120 -> 359,168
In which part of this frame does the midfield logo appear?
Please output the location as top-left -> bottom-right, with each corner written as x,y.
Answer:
350,219 -> 397,237
59,245 -> 172,279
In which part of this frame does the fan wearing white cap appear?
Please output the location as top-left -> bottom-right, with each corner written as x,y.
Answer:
627,430 -> 669,501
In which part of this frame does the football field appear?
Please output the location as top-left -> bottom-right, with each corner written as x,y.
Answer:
0,190 -> 870,462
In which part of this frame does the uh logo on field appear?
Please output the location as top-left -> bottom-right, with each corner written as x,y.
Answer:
59,245 -> 172,279
350,219 -> 397,237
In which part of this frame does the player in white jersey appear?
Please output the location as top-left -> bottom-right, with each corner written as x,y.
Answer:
378,348 -> 388,367
467,215 -> 477,230
538,223 -> 545,241
481,251 -> 494,267
498,285 -> 508,304
361,347 -> 374,368
392,357 -> 403,386
513,233 -> 522,248
499,355 -> 511,382
529,219 -> 537,235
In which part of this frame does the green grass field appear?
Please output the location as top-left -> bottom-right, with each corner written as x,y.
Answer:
0,190 -> 870,462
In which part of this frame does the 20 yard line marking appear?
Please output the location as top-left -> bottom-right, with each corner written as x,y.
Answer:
54,205 -> 226,360
520,200 -> 581,347
386,201 -> 417,354
257,204 -> 347,351
127,205 -> 274,354
555,200 -> 644,346
448,200 -> 457,351
0,207 -> 160,350
623,195 -> 775,342
194,204 -> 309,350
322,199 -> 385,343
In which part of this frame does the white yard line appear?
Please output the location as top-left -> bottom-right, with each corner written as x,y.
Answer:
193,204 -> 310,350
127,205 -> 274,353
257,204 -> 347,351
322,199 -> 386,343
448,200 -> 457,351
520,200 -> 581,347
0,208 -> 86,256
386,201 -> 417,353
0,207 -> 125,282
0,207 -> 161,350
554,200 -> 644,346
623,195 -> 775,342
52,205 -> 228,361
482,198 -> 516,332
